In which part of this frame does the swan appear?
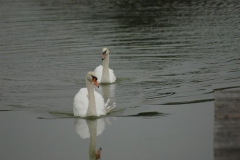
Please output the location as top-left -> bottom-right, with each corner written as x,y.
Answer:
74,118 -> 105,160
73,71 -> 116,117
94,48 -> 116,83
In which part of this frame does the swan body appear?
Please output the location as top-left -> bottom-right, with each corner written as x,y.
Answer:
94,48 -> 116,83
73,88 -> 105,117
73,71 -> 116,117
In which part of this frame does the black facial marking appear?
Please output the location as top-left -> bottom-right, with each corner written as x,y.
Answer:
91,75 -> 98,80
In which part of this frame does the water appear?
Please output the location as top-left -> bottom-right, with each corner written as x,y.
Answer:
0,0 -> 239,159
1,0 -> 239,115
1,104 -> 214,160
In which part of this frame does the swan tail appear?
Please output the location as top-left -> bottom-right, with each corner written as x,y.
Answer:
106,102 -> 116,114
105,98 -> 110,108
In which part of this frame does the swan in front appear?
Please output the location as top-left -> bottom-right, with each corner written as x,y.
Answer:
94,48 -> 116,83
73,71 -> 116,117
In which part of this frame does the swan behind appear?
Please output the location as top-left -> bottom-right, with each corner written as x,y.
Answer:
94,48 -> 116,83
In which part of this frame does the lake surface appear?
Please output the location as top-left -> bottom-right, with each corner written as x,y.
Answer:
0,0 -> 239,159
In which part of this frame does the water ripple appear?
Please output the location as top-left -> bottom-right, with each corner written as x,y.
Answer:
0,0 -> 239,116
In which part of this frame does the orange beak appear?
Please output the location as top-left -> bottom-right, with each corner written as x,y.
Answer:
93,78 -> 99,88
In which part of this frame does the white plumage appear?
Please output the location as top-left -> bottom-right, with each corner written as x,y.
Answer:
73,88 -> 105,117
73,71 -> 116,117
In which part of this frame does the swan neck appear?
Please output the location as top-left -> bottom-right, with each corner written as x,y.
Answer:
103,54 -> 109,68
85,79 -> 97,117
102,55 -> 110,83
87,120 -> 97,160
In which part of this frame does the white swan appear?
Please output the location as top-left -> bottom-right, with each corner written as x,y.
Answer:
94,48 -> 116,83
73,71 -> 116,117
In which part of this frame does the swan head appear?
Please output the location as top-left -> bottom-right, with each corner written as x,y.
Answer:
86,71 -> 99,88
102,47 -> 109,60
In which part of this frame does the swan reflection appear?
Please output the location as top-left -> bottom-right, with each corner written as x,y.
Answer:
74,118 -> 113,160
74,118 -> 105,139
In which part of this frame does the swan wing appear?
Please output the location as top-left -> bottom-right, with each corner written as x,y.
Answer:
109,68 -> 116,83
94,65 -> 116,83
94,90 -> 106,116
73,88 -> 88,117
106,102 -> 116,114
